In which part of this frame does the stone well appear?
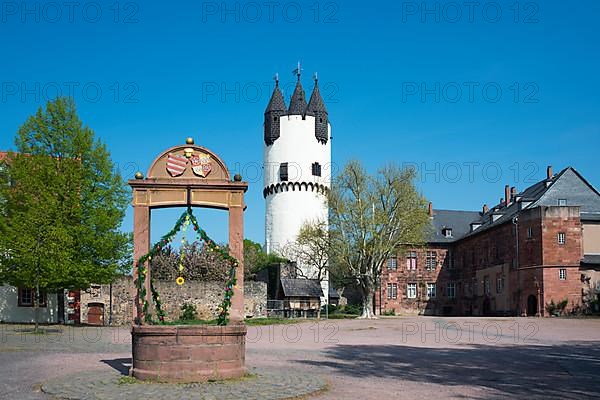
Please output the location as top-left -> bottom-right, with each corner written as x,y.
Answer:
131,324 -> 247,383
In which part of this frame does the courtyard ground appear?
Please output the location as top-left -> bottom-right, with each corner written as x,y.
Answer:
1,317 -> 599,399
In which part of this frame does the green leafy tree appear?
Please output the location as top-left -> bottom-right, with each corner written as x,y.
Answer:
328,160 -> 430,319
243,239 -> 285,281
0,97 -> 130,330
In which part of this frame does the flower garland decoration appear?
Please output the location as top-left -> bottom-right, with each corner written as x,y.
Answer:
134,207 -> 238,326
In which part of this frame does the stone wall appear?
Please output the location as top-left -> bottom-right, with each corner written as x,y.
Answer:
80,276 -> 267,325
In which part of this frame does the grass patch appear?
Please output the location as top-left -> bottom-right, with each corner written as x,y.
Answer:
245,318 -> 309,326
118,376 -> 138,385
158,318 -> 311,326
160,319 -> 218,326
326,314 -> 357,320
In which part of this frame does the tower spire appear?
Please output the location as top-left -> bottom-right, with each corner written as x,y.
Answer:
307,73 -> 329,144
264,72 -> 287,145
288,64 -> 307,115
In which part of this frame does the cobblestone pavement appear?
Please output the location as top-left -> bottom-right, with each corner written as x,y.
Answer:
41,368 -> 326,400
1,317 -> 600,399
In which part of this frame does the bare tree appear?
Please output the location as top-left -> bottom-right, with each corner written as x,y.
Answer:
281,221 -> 331,318
328,160 -> 430,319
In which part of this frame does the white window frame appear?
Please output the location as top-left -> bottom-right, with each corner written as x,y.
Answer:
558,232 -> 566,245
406,251 -> 417,271
559,268 -> 567,280
387,283 -> 398,299
425,251 -> 437,271
558,199 -> 567,206
387,258 -> 397,271
427,283 -> 436,298
407,283 -> 417,299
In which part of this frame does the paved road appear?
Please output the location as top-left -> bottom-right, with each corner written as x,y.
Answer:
1,317 -> 599,399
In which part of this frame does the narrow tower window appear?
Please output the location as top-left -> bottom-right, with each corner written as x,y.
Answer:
311,162 -> 322,177
280,162 -> 288,181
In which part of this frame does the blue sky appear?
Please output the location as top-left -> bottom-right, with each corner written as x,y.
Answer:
1,0 -> 599,245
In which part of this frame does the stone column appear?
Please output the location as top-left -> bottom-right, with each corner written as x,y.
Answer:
228,205 -> 244,322
133,204 -> 151,323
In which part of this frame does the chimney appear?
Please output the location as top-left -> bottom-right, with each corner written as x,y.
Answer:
547,165 -> 553,179
483,204 -> 489,214
505,185 -> 510,206
511,187 -> 517,201
428,202 -> 433,217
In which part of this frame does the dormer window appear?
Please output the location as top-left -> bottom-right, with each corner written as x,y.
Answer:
558,199 -> 567,206
443,228 -> 453,238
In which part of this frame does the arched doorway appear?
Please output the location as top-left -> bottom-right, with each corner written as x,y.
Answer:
527,295 -> 537,316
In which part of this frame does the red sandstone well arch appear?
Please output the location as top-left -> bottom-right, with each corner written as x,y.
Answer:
128,138 -> 248,382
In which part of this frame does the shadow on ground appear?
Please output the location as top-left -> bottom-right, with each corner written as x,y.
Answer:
295,342 -> 600,399
101,358 -> 131,375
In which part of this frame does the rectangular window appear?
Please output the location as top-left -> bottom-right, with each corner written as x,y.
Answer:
387,258 -> 397,271
279,162 -> 288,181
311,162 -> 322,177
406,251 -> 417,270
407,283 -> 417,299
496,277 -> 504,293
559,268 -> 567,280
447,283 -> 456,299
558,199 -> 567,206
473,278 -> 478,297
427,283 -> 436,298
387,283 -> 397,299
18,288 -> 47,307
558,232 -> 566,245
425,251 -> 437,271
527,227 -> 533,239
447,250 -> 455,270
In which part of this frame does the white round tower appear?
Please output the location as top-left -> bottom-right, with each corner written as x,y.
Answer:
263,70 -> 331,301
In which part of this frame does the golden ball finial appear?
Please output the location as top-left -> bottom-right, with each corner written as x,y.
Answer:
135,172 -> 144,180
185,137 -> 194,145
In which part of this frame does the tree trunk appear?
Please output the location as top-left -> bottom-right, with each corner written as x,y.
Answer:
358,287 -> 377,319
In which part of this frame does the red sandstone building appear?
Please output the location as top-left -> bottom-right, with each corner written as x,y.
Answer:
377,166 -> 600,317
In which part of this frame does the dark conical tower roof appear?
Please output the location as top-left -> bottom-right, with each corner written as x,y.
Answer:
265,80 -> 286,113
288,77 -> 307,115
306,78 -> 327,115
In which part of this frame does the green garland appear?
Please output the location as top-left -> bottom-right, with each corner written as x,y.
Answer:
134,207 -> 239,326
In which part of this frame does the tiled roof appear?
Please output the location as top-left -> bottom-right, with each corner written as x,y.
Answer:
462,167 -> 600,238
582,254 -> 600,266
306,80 -> 327,115
429,210 -> 481,243
429,166 -> 600,243
280,278 -> 323,298
265,82 -> 287,113
287,79 -> 307,115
